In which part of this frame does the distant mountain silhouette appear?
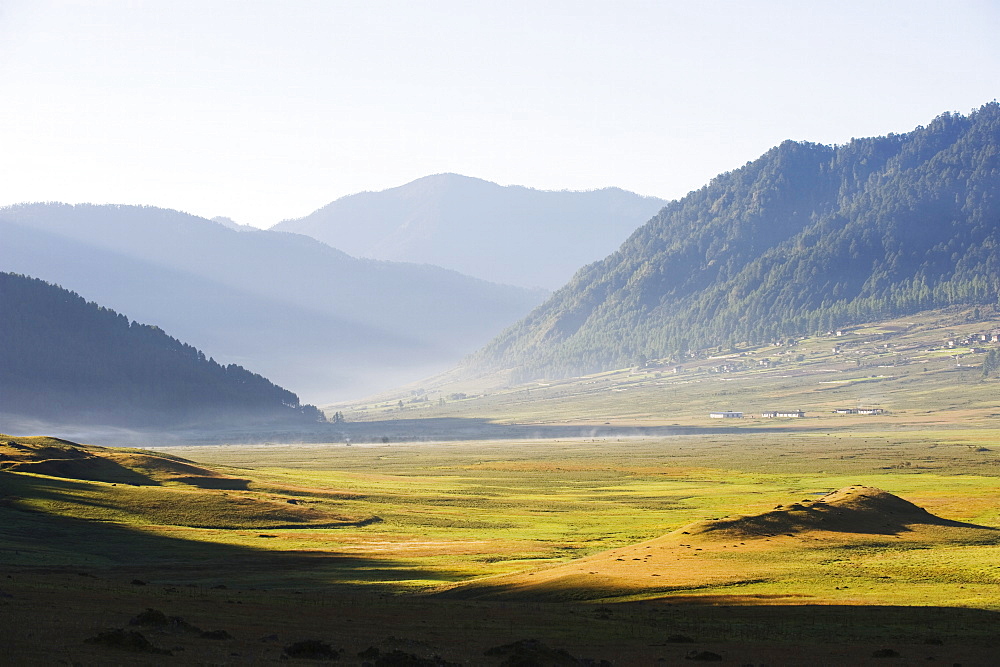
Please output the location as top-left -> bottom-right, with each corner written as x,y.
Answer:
472,103 -> 1000,380
1,272 -> 320,427
272,174 -> 667,289
0,204 -> 545,401
211,215 -> 256,232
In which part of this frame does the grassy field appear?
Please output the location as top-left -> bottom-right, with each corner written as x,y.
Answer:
170,434 -> 1000,599
0,429 -> 1000,664
2,307 -> 1000,663
334,305 -> 1000,433
3,431 -> 1000,663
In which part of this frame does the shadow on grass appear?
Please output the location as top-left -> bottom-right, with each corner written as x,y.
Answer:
687,491 -> 1000,537
2,456 -> 157,485
0,472 -> 465,588
169,475 -> 250,490
438,585 -> 1000,643
608,601 -> 1000,645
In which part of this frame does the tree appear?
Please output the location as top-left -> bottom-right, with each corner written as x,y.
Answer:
470,103 -> 1000,381
982,349 -> 1000,378
301,405 -> 327,422
0,272 -> 310,426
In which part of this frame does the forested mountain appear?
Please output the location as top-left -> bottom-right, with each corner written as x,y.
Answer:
0,273 -> 320,426
272,174 -> 667,289
474,103 -> 1000,381
0,205 -> 545,401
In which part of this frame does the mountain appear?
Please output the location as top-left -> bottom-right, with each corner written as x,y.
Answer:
0,272 -> 320,427
0,205 -> 545,402
211,215 -> 256,232
272,174 -> 668,290
473,103 -> 1000,381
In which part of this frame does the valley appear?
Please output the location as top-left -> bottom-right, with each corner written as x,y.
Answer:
2,430 -> 999,664
2,307 -> 1000,664
3,105 -> 1000,664
335,305 -> 1000,435
4,3 -> 1000,663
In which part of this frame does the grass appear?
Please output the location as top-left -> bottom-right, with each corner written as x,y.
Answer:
333,305 -> 1000,432
3,306 -> 1000,662
4,433 -> 1000,663
162,434 -> 1000,599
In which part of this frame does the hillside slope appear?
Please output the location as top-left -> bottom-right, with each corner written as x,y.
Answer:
473,103 -> 1000,380
0,273 -> 320,427
440,486 -> 999,603
273,174 -> 667,289
0,204 -> 545,401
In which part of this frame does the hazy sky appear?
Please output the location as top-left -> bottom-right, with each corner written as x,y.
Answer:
2,1 -> 997,228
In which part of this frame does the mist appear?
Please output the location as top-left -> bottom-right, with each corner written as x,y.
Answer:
0,204 -> 546,404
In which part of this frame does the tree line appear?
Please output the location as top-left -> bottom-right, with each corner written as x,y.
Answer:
477,103 -> 1000,380
1,272 -> 324,426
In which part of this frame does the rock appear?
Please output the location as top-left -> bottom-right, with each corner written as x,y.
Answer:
283,639 -> 339,660
685,650 -> 723,661
84,628 -> 171,655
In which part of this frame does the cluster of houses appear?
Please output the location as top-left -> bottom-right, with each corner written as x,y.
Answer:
709,408 -> 885,418
946,331 -> 1000,351
709,410 -> 805,419
760,410 -> 806,418
708,362 -> 745,374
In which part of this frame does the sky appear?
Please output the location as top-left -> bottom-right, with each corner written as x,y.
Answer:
1,1 -> 998,229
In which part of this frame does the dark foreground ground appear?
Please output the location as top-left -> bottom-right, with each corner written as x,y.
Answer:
2,564 -> 998,666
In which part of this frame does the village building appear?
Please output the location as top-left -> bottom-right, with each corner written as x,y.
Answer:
709,411 -> 743,418
760,410 -> 805,418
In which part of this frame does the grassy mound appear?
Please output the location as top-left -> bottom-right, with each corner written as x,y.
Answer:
439,485 -> 999,603
0,435 -> 376,531
0,435 -> 249,488
682,485 -> 975,538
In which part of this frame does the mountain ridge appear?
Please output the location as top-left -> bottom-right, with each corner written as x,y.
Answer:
470,103 -> 1000,381
273,173 -> 668,289
0,272 -> 321,428
0,203 -> 545,401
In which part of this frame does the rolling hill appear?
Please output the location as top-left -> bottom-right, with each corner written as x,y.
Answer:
472,103 -> 1000,381
272,173 -> 668,290
440,486 -> 999,603
0,204 -> 546,402
0,273 -> 321,428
